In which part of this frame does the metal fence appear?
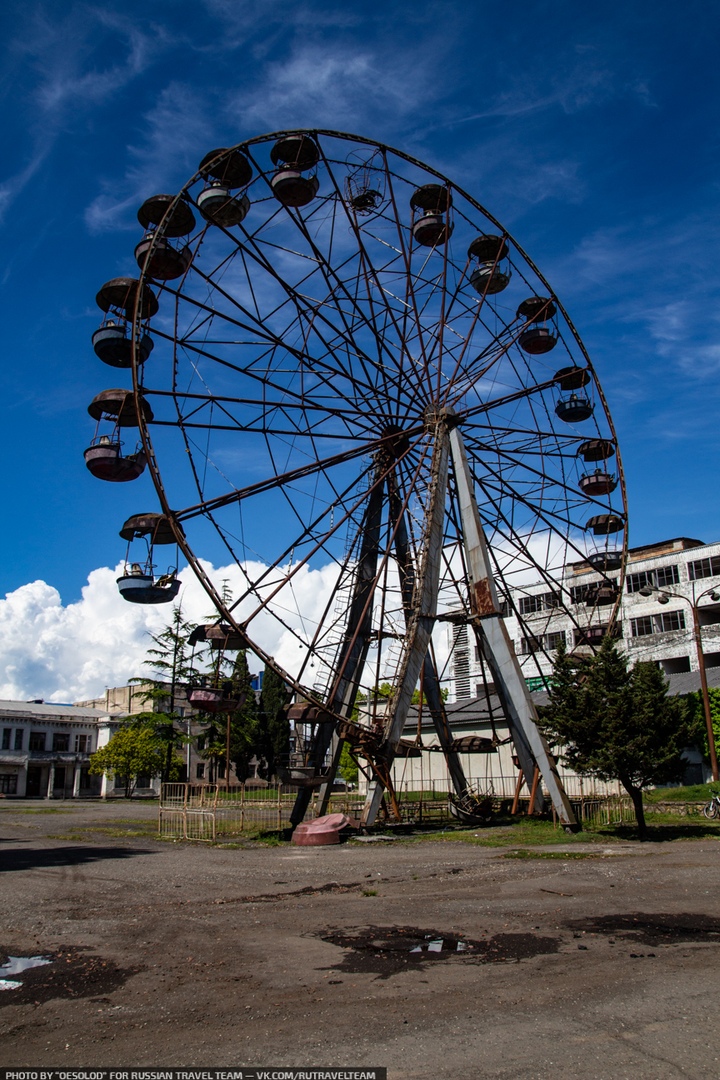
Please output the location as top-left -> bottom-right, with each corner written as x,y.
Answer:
158,781 -> 635,839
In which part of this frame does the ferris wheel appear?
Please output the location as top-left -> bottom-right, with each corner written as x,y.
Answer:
84,130 -> 627,828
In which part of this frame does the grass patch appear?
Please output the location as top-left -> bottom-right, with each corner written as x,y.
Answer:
9,807 -> 75,815
417,818 -> 602,848
502,848 -> 601,860
361,888 -> 378,896
222,828 -> 286,846
645,784 -> 719,803
46,832 -> 92,842
90,827 -> 158,838
45,821 -> 160,841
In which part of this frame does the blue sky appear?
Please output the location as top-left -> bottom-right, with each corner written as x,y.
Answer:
1,0 -> 719,699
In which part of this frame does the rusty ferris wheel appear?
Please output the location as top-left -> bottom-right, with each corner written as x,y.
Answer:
83,130 -> 627,829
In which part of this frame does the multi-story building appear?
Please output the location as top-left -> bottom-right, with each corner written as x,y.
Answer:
449,537 -> 720,697
0,700 -> 109,797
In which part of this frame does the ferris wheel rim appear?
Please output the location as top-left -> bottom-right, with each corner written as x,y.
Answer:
117,128 -> 627,705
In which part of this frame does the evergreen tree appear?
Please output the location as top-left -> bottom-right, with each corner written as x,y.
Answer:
543,638 -> 692,837
227,650 -> 259,782
339,742 -> 359,786
257,665 -> 291,780
128,606 -> 203,783
684,686 -> 720,760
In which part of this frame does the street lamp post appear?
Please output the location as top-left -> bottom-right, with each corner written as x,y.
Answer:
639,582 -> 720,781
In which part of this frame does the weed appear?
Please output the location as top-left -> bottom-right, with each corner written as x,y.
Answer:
362,888 -> 378,896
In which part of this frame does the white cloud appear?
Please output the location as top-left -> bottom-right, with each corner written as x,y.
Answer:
228,40 -> 439,136
0,558 -> 344,704
0,519 -> 598,705
84,81 -> 217,233
0,7 -> 171,223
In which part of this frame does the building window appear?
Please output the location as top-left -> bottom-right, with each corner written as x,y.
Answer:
656,609 -> 686,633
52,733 -> 70,752
0,774 -> 18,794
196,763 -> 205,779
626,565 -> 679,593
74,734 -> 90,753
631,610 -> 686,637
570,584 -> 594,604
519,591 -> 560,615
196,735 -> 206,752
573,626 -> 608,646
656,565 -> 680,589
13,729 -> 23,750
29,731 -> 46,751
519,635 -> 542,654
545,631 -> 566,651
689,555 -> 720,581
2,729 -> 10,750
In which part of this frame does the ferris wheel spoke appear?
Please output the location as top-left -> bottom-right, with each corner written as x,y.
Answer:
317,149 -> 431,412
172,426 -> 425,523
236,435 -> 429,631
471,467 -> 603,561
378,163 -> 440,404
225,215 -> 419,410
147,390 -> 380,443
281,197 -> 406,403
154,300 -> 407,432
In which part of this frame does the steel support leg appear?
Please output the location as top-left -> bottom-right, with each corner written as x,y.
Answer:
362,421 -> 450,825
291,451 -> 390,826
448,425 -> 577,828
387,457 -> 469,801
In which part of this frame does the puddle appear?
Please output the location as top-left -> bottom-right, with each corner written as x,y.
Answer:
0,948 -> 141,1007
320,925 -> 560,978
569,912 -> 720,946
0,955 -> 52,990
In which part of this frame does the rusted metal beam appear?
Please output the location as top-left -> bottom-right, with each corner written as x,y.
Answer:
361,418 -> 450,825
290,474 -> 384,826
387,464 -> 469,800
448,424 -> 577,829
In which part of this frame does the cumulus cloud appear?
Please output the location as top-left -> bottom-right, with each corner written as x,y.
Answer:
0,558 -> 345,705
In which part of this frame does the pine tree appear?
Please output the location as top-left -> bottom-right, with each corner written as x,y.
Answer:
257,665 -> 291,780
543,637 -> 692,837
128,606 -> 203,782
226,650 -> 259,782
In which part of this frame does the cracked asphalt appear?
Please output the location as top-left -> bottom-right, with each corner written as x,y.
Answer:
2,801 -> 720,1079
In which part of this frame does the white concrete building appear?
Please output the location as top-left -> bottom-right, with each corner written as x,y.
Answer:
449,536 -> 720,695
0,700 -> 109,798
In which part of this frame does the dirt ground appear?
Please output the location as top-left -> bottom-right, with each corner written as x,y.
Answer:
2,801 -> 720,1079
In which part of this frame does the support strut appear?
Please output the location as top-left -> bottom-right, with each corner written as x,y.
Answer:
448,425 -> 577,828
362,418 -> 451,825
